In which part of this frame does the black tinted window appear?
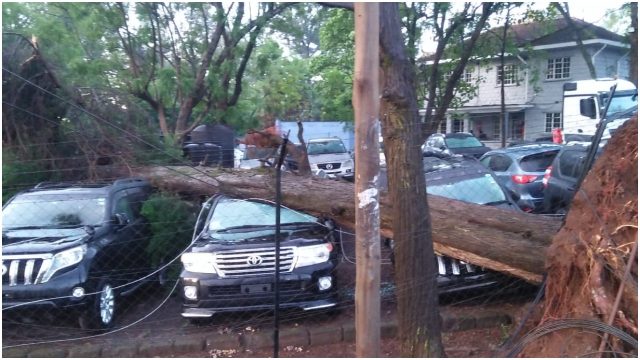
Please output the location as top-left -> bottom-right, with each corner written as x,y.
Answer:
558,150 -> 586,179
519,151 -> 559,172
487,155 -> 512,172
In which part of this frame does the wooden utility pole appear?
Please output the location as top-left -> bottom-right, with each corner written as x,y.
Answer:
353,3 -> 380,357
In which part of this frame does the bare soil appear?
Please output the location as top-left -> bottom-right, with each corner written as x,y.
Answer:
521,117 -> 638,357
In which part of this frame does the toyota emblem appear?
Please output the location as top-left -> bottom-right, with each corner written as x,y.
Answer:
247,255 -> 263,266
325,163 -> 333,170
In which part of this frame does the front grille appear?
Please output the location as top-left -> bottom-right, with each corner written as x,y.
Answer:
214,247 -> 296,277
2,255 -> 52,286
436,255 -> 480,276
318,163 -> 342,170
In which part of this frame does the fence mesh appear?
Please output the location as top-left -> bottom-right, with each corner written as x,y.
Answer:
2,67 -> 636,358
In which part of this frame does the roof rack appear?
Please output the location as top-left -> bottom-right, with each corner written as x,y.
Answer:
33,181 -> 111,190
32,178 -> 148,191
113,177 -> 148,187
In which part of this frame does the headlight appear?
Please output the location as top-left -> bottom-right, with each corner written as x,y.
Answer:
295,243 -> 333,268
41,245 -> 86,283
343,159 -> 354,168
181,252 -> 217,274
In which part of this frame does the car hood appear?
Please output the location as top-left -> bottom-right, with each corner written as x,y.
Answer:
307,153 -> 351,164
2,228 -> 88,255
191,226 -> 330,251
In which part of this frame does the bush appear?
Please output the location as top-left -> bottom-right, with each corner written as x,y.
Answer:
2,149 -> 50,204
141,193 -> 198,269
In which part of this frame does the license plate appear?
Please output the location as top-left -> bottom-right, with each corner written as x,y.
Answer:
241,284 -> 272,294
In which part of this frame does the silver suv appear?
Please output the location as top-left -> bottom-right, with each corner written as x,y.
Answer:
306,138 -> 354,179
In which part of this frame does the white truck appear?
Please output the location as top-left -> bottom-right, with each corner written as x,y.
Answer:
561,78 -> 637,137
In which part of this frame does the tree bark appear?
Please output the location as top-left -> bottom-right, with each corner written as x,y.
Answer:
104,164 -> 559,284
379,3 -> 445,357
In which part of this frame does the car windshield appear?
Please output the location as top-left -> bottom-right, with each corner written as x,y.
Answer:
445,136 -> 483,149
207,198 -> 318,241
604,91 -> 637,118
427,174 -> 508,205
3,193 -> 107,229
307,140 -> 347,155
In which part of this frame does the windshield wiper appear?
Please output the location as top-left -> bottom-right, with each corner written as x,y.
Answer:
483,200 -> 510,206
280,222 -> 317,228
4,224 -> 90,231
214,224 -> 276,234
3,226 -> 45,231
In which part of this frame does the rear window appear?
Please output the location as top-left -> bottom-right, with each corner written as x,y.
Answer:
558,149 -> 586,179
519,151 -> 559,172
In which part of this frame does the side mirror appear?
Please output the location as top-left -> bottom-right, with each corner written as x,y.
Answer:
112,213 -> 130,227
580,98 -> 597,119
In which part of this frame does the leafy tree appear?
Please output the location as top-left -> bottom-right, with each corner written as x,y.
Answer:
3,3 -> 293,144
267,3 -> 329,59
421,3 -> 498,135
311,9 -> 355,120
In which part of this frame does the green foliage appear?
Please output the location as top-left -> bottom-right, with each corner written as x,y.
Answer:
310,9 -> 355,121
2,150 -> 50,204
141,193 -> 197,268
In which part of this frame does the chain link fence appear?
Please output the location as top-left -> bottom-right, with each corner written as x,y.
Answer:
3,63 -> 636,357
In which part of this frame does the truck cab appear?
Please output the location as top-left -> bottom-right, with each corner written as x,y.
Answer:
561,78 -> 636,136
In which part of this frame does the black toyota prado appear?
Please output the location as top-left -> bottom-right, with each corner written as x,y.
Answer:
2,178 -> 153,329
180,195 -> 339,322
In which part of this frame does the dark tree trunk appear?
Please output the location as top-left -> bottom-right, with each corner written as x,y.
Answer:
379,3 -> 444,357
553,3 -> 598,79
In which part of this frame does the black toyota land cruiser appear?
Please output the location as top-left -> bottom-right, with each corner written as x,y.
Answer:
180,195 -> 339,321
2,178 -> 153,329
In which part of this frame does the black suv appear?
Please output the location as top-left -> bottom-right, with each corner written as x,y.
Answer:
381,155 -> 523,295
422,133 -> 491,159
180,195 -> 339,321
542,144 -> 588,214
2,178 -> 153,329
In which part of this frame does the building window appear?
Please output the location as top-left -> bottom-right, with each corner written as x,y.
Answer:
493,118 -> 501,140
464,67 -> 474,83
547,57 -> 571,80
497,65 -> 517,85
442,70 -> 453,83
452,118 -> 464,133
545,113 -> 562,132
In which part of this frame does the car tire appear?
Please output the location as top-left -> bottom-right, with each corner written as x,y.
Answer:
79,279 -> 116,331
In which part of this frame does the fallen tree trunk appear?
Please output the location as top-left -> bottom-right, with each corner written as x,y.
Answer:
98,165 -> 561,284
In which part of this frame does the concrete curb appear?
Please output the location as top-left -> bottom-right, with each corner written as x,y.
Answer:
3,310 -> 513,357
